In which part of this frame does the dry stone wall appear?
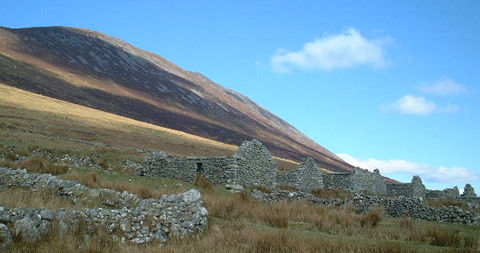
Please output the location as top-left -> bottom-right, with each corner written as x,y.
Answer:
277,158 -> 323,192
142,151 -> 238,184
142,139 -> 278,189
0,167 -> 208,249
387,176 -> 426,199
252,190 -> 480,225
323,168 -> 387,195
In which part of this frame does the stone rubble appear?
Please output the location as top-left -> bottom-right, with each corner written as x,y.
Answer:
0,167 -> 208,250
252,190 -> 480,225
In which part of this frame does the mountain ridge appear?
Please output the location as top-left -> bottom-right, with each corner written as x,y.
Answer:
0,25 -> 353,172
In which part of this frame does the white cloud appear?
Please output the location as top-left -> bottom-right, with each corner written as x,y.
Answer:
271,28 -> 388,73
337,153 -> 480,183
417,78 -> 467,95
381,94 -> 459,116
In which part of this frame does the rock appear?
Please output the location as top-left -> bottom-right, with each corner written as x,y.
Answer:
179,189 -> 201,203
0,223 -> 12,250
225,184 -> 244,193
14,217 -> 40,242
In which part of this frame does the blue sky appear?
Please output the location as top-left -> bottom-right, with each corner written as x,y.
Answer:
1,1 -> 479,192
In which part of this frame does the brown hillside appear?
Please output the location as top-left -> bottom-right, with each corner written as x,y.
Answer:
0,26 -> 353,172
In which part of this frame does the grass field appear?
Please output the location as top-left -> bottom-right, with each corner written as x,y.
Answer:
1,83 -> 478,252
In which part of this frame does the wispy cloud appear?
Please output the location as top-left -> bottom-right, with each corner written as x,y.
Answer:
381,94 -> 459,116
417,78 -> 467,95
337,153 -> 479,183
271,28 -> 389,73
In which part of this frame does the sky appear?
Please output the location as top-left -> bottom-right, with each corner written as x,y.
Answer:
1,1 -> 479,192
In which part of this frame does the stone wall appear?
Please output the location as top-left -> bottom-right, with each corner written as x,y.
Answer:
277,158 -> 324,192
252,190 -> 480,225
142,139 -> 278,189
143,152 -> 238,184
387,176 -> 426,199
426,186 -> 460,199
0,167 -> 208,249
233,139 -> 278,189
323,168 -> 387,195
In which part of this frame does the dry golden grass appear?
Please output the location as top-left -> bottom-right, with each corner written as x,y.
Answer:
62,170 -> 165,199
0,82 -> 236,154
1,156 -> 69,175
194,174 -> 214,192
0,188 -> 80,210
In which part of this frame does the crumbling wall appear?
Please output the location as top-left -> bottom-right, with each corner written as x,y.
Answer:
0,167 -> 208,249
387,176 -> 426,199
233,139 -> 278,189
323,172 -> 353,191
426,186 -> 460,199
276,158 -> 323,192
323,168 -> 386,194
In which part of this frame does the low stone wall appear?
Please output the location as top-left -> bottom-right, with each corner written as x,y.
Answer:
0,167 -> 208,249
277,158 -> 323,192
252,190 -> 480,225
387,176 -> 426,199
323,168 -> 387,195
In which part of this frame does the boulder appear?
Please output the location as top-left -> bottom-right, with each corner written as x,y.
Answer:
0,223 -> 12,250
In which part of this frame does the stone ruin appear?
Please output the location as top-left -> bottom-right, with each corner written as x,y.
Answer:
387,176 -> 426,199
141,139 -> 480,222
142,139 -> 278,189
276,158 -> 324,192
0,167 -> 208,250
462,184 -> 477,199
323,168 -> 387,195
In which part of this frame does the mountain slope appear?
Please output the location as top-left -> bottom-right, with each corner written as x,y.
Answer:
0,26 -> 353,172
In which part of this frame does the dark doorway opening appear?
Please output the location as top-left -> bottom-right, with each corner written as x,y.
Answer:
196,163 -> 203,173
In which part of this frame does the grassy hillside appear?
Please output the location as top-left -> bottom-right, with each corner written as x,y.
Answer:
0,83 -> 298,169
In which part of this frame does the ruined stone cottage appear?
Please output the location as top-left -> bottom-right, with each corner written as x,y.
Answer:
142,139 -> 278,189
323,168 -> 387,195
387,175 -> 426,199
276,158 -> 324,192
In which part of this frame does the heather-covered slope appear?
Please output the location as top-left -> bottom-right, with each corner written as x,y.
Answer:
0,26 -> 353,172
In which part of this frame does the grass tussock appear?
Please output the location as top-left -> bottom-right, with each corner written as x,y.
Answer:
194,174 -> 213,192
204,193 -> 384,231
0,188 -> 81,210
63,171 -> 163,199
2,157 -> 69,175
311,187 -> 353,199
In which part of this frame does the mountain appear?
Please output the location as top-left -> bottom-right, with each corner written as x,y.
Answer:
0,26 -> 353,172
